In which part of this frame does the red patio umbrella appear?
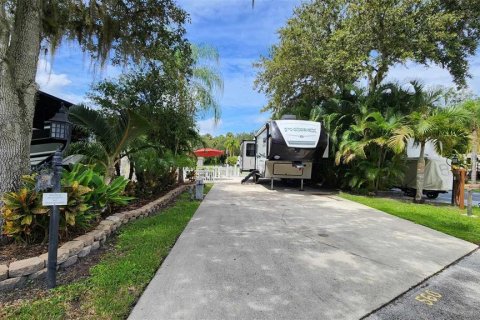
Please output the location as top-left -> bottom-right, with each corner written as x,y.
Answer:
194,148 -> 224,158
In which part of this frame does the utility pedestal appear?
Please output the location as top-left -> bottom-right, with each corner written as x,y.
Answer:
195,179 -> 205,200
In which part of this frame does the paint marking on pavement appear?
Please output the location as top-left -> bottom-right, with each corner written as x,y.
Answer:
414,289 -> 442,306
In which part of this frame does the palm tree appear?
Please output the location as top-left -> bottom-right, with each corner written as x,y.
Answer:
68,105 -> 150,183
335,105 -> 405,191
388,83 -> 469,202
224,135 -> 239,157
174,44 -> 223,181
189,44 -> 224,122
460,99 -> 480,214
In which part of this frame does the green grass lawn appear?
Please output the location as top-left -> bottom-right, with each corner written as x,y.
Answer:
340,193 -> 480,244
2,184 -> 212,320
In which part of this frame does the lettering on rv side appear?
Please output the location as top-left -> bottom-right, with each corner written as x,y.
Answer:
284,127 -> 317,133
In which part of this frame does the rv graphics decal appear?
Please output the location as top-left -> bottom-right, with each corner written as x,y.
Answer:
276,120 -> 321,148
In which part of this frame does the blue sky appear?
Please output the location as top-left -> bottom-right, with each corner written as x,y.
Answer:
37,0 -> 480,136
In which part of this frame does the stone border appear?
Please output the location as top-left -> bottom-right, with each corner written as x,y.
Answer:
0,184 -> 192,291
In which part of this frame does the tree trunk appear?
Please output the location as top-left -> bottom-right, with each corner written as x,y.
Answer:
415,141 -> 426,202
467,129 -> 478,215
104,165 -> 116,184
128,160 -> 135,180
374,149 -> 384,192
178,167 -> 184,184
0,0 -> 42,195
115,160 -> 121,177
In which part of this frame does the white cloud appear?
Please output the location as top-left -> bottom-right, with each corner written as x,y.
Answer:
385,57 -> 480,94
197,117 -> 223,135
36,58 -> 72,92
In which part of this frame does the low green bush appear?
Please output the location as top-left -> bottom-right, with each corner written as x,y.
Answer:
130,149 -> 179,198
62,164 -> 134,216
226,156 -> 238,166
1,175 -> 94,243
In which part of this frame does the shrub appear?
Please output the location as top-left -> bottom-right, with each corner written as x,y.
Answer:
61,181 -> 95,236
131,149 -> 179,198
226,156 -> 238,166
186,170 -> 196,182
0,175 -> 96,243
0,175 -> 49,243
62,164 -> 134,216
1,164 -> 134,243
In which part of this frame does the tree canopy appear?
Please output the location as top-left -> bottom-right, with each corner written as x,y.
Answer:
255,0 -> 480,117
0,0 -> 192,194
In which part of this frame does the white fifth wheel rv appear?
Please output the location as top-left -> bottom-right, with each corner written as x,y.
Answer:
241,115 -> 328,190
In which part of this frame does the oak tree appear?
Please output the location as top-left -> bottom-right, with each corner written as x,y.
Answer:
255,0 -> 480,117
0,0 -> 190,194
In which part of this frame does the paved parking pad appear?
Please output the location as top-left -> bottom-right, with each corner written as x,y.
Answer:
366,250 -> 480,320
129,180 -> 477,320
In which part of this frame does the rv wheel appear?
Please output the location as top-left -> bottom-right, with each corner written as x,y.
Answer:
426,191 -> 439,199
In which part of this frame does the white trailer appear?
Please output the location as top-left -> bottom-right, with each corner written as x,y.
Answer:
401,158 -> 452,198
400,140 -> 453,199
241,116 -> 328,190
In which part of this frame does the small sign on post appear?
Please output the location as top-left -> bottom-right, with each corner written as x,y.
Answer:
42,193 -> 68,206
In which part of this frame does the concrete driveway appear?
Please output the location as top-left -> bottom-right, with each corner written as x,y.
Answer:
129,180 -> 477,320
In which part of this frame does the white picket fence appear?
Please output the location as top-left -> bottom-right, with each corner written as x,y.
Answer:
184,165 -> 241,182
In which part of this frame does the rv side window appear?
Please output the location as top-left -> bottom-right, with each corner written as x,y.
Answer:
246,143 -> 255,157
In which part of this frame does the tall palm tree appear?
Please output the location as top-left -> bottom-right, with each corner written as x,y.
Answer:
175,44 -> 223,181
190,44 -> 224,122
388,84 -> 469,201
460,99 -> 480,214
68,105 -> 150,183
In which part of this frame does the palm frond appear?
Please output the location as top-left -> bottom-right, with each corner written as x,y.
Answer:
69,104 -> 114,147
66,141 -> 109,170
388,126 -> 413,154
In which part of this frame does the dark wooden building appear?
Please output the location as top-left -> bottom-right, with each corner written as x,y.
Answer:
30,91 -> 75,167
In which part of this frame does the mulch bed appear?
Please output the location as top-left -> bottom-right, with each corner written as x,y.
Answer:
119,183 -> 181,211
0,227 -> 101,265
0,243 -> 49,265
